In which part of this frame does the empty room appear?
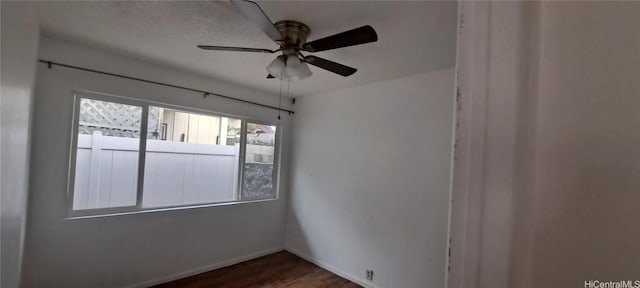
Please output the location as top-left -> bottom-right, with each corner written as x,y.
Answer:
2,1 -> 639,288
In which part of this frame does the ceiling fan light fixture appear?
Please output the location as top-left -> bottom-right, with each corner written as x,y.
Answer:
286,56 -> 312,81
267,56 -> 286,78
266,55 -> 312,81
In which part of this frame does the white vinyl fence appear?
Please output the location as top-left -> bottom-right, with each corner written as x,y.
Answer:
73,132 -> 240,210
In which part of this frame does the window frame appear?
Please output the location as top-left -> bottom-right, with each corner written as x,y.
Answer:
66,90 -> 280,218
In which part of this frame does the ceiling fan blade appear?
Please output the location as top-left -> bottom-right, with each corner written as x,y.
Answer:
198,45 -> 276,53
303,56 -> 357,77
303,25 -> 378,52
267,74 -> 275,79
231,0 -> 282,42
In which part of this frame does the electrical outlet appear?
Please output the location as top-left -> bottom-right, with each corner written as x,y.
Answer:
366,270 -> 374,281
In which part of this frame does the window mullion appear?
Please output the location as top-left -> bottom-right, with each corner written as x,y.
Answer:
136,104 -> 150,209
237,119 -> 247,201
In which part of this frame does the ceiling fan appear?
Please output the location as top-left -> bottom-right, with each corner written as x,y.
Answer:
198,0 -> 378,81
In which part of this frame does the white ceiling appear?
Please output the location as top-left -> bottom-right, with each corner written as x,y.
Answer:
35,1 -> 458,97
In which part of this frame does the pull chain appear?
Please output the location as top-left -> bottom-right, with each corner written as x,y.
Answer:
278,57 -> 289,121
278,80 -> 289,121
278,77 -> 283,120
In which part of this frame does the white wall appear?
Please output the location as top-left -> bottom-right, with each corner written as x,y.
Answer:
529,2 -> 640,286
0,2 -> 39,288
285,69 -> 455,288
450,2 -> 640,288
447,2 -> 538,288
22,36 -> 292,288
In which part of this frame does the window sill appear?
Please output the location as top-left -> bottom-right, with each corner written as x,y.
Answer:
65,197 -> 278,220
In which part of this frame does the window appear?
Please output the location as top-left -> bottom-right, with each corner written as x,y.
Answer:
72,98 -> 142,210
242,122 -> 277,200
68,92 -> 279,216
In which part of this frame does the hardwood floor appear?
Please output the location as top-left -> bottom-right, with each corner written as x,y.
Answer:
153,251 -> 361,288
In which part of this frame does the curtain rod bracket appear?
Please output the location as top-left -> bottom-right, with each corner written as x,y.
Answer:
47,61 -> 52,69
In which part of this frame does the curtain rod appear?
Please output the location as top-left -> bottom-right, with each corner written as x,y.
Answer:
38,59 -> 295,115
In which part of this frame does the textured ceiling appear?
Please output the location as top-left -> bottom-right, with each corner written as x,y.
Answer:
35,1 -> 458,97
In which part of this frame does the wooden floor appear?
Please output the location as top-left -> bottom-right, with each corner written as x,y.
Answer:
153,251 -> 361,288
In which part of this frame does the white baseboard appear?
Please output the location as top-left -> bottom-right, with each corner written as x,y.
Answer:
285,246 -> 383,288
124,246 -> 284,288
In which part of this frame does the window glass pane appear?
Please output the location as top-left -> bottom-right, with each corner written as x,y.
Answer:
72,98 -> 141,210
242,123 -> 277,200
224,118 -> 242,146
142,106 -> 242,208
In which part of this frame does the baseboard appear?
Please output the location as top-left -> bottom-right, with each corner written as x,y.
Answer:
285,246 -> 383,288
124,246 -> 284,288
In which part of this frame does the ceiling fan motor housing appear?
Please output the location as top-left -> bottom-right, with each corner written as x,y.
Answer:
275,20 -> 310,52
